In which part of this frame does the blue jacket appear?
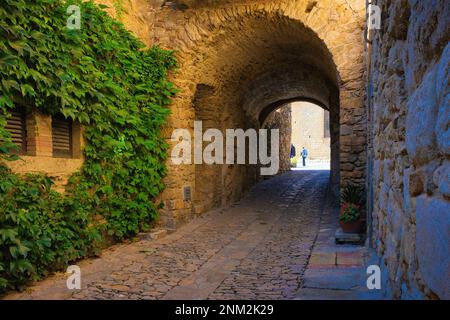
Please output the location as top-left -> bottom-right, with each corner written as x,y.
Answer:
301,149 -> 308,158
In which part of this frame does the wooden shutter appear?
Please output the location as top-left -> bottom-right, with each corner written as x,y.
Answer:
5,108 -> 27,154
52,116 -> 72,158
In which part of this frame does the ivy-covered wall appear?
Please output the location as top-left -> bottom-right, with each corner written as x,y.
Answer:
0,0 -> 176,292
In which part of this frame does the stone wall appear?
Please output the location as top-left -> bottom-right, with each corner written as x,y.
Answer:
369,0 -> 449,299
263,105 -> 292,174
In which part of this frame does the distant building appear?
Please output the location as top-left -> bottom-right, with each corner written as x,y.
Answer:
291,102 -> 330,161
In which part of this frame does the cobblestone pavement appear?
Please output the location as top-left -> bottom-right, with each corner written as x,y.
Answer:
6,171 -> 353,300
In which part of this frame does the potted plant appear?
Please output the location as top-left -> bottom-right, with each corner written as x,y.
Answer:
339,184 -> 365,233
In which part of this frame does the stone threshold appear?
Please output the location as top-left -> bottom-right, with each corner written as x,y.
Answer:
335,228 -> 366,245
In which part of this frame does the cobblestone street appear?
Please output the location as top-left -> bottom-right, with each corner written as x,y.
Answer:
6,171 -> 378,300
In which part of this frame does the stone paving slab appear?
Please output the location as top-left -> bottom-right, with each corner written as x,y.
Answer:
295,194 -> 385,300
302,268 -> 365,290
295,288 -> 370,300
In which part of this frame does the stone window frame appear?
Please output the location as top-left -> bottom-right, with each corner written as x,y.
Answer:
4,105 -> 85,191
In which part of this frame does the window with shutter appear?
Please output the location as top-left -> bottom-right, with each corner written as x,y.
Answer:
52,116 -> 72,158
5,107 -> 27,154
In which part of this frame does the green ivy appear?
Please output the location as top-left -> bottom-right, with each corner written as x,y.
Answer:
0,0 -> 177,292
112,0 -> 127,19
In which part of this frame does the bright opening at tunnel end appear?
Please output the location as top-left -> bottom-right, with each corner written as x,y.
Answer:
171,121 -> 280,175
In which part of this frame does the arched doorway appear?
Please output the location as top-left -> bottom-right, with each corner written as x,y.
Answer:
263,101 -> 332,174
187,16 -> 341,215
150,2 -> 367,226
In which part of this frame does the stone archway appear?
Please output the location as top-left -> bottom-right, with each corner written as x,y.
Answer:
261,99 -> 335,190
244,63 -> 341,200
101,0 -> 367,227
177,15 -> 343,220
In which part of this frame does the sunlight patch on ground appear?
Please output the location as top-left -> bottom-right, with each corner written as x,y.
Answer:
292,160 -> 330,171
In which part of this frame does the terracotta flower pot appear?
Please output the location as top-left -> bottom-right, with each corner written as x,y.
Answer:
340,219 -> 363,234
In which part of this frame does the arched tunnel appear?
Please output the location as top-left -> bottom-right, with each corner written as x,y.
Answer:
186,15 -> 341,214
144,0 -> 367,226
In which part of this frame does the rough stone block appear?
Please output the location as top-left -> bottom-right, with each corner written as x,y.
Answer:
435,43 -> 450,155
416,195 -> 450,299
308,252 -> 336,267
435,162 -> 450,198
302,267 -> 365,290
336,251 -> 364,267
408,171 -> 424,197
406,65 -> 439,166
335,228 -> 365,245
400,283 -> 424,300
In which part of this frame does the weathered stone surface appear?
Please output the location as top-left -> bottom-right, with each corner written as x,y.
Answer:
416,196 -> 450,299
404,0 -> 450,93
370,0 -> 450,299
435,162 -> 450,198
405,66 -> 438,166
408,171 -> 424,197
263,105 -> 292,173
400,283 -> 424,300
335,228 -> 365,245
435,43 -> 450,156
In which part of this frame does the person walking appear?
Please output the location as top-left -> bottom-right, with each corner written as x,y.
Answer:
301,147 -> 308,167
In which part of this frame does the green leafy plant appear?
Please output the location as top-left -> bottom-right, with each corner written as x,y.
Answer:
113,0 -> 127,19
0,0 -> 177,292
339,203 -> 360,223
339,183 -> 364,223
341,183 -> 365,207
